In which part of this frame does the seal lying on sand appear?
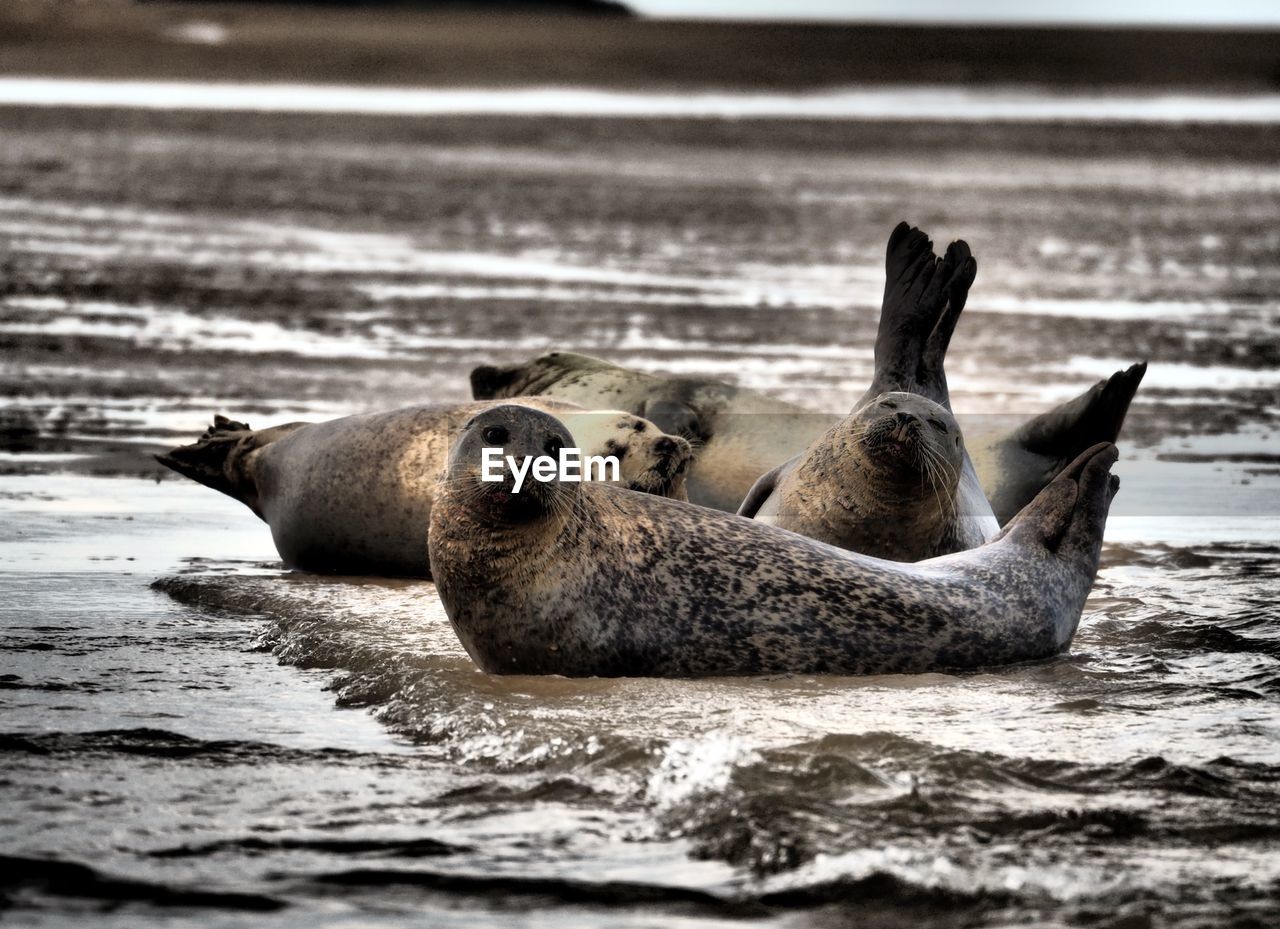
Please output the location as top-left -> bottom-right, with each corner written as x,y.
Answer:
158,399 -> 692,578
738,225 -> 996,559
469,229 -> 1145,518
428,404 -> 1120,677
738,226 -> 1144,558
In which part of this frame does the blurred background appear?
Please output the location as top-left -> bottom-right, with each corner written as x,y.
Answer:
2,3 -> 1278,928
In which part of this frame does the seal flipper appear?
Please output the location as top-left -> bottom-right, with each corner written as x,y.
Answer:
736,459 -> 792,519
996,442 -> 1119,561
1011,362 -> 1146,456
982,362 -> 1146,524
867,224 -> 978,409
156,416 -> 304,519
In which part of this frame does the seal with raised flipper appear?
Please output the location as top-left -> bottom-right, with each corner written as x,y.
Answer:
157,398 -> 692,578
469,226 -> 1144,518
737,224 -> 1000,558
428,403 -> 1120,678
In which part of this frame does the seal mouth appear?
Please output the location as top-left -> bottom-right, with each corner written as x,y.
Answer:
466,473 -> 559,523
627,446 -> 692,497
861,415 -> 927,470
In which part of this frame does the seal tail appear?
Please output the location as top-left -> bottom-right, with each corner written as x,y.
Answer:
997,442 -> 1120,565
870,222 -> 977,408
1012,362 -> 1147,456
155,415 -> 286,518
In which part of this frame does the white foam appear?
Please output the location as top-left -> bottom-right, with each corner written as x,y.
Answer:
1,78 -> 1279,124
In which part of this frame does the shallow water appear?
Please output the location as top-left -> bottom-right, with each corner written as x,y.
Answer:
1,99 -> 1278,926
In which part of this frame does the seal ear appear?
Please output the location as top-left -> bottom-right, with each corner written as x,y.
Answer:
470,364 -> 520,399
642,400 -> 702,441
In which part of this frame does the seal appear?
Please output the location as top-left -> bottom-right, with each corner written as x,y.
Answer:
739,391 -> 994,561
470,228 -> 1145,518
157,398 -> 692,578
738,225 -> 1002,557
428,404 -> 1120,677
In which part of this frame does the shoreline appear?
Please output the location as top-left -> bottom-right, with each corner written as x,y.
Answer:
2,78 -> 1280,123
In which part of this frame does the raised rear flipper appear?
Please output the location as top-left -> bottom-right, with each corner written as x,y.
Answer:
866,223 -> 978,409
980,362 -> 1145,524
156,415 -> 306,519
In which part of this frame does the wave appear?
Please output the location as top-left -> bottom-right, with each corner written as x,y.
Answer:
0,854 -> 283,912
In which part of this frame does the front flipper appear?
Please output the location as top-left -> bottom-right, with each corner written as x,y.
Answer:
736,459 -> 793,519
980,362 -> 1146,524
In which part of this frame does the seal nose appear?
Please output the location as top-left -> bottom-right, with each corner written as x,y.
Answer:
891,411 -> 918,443
653,437 -> 679,456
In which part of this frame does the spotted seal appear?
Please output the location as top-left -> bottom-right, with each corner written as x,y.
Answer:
428,404 -> 1120,677
157,398 -> 692,578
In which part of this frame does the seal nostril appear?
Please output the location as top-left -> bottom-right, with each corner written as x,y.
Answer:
654,437 -> 676,455
895,412 -> 914,427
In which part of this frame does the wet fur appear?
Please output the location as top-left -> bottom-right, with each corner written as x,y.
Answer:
745,392 -> 992,561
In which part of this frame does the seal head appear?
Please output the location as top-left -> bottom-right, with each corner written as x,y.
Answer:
557,410 -> 692,499
446,405 -> 578,526
741,391 -> 976,562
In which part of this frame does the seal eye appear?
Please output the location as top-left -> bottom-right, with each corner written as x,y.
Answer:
882,400 -> 897,411
544,437 -> 564,457
482,425 -> 509,446
929,418 -> 948,432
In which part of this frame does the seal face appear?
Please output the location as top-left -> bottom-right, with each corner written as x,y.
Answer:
741,391 -> 992,561
429,406 -> 1121,679
557,410 -> 691,499
156,399 -> 691,578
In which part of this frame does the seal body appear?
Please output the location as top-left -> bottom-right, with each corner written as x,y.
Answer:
429,405 -> 1120,678
741,392 -> 997,560
157,399 -> 692,578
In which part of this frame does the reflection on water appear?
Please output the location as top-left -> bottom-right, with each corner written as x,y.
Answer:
1,99 -> 1278,926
